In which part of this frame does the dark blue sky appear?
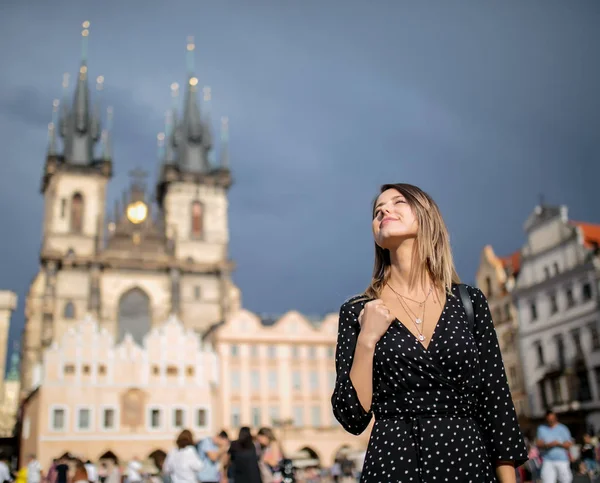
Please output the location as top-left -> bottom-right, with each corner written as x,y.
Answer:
0,0 -> 599,358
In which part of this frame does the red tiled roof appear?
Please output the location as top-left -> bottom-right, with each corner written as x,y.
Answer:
499,250 -> 521,274
571,221 -> 600,249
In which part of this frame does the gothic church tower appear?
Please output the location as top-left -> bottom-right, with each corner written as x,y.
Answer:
21,26 -> 238,397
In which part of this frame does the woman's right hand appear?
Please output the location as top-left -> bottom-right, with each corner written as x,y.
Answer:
357,299 -> 395,345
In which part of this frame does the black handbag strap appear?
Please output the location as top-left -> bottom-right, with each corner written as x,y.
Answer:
458,284 -> 475,335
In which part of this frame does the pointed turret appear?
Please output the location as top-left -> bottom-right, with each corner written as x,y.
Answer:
219,116 -> 229,169
47,99 -> 60,156
60,21 -> 103,165
101,106 -> 113,161
169,36 -> 212,173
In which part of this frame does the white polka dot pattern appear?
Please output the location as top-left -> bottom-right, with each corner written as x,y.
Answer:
331,284 -> 528,482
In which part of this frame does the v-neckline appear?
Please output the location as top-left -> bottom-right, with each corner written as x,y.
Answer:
392,291 -> 449,352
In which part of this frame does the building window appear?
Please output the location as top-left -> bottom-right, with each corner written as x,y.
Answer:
231,371 -> 241,390
311,406 -> 321,427
550,377 -> 563,405
549,293 -> 558,315
327,346 -> 335,358
231,406 -> 240,428
230,345 -> 239,357
64,301 -> 75,319
60,198 -> 67,218
193,286 -> 201,300
544,266 -> 551,280
534,341 -> 544,366
293,406 -> 303,427
566,288 -> 575,308
291,346 -> 299,359
309,371 -> 319,391
250,345 -> 259,358
269,406 -> 279,425
555,335 -> 565,368
98,364 -> 107,375
267,345 -> 277,359
102,408 -> 115,430
553,262 -> 560,275
70,192 -> 84,233
485,276 -> 493,297
308,347 -> 317,360
51,408 -> 66,431
252,407 -> 261,427
63,364 -> 75,375
149,408 -> 161,429
292,371 -> 301,390
173,408 -> 185,429
583,282 -> 593,302
166,366 -> 178,376
572,329 -> 583,355
251,370 -> 260,391
538,380 -> 549,410
589,323 -> 600,351
196,408 -> 207,428
504,304 -> 511,320
530,302 -> 538,322
268,370 -> 277,390
577,370 -> 592,402
191,201 -> 203,239
77,408 -> 91,430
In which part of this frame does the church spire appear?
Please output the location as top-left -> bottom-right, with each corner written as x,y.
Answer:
60,21 -> 102,165
170,36 -> 212,173
101,106 -> 113,161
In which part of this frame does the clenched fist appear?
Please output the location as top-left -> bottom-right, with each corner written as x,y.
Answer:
358,299 -> 395,345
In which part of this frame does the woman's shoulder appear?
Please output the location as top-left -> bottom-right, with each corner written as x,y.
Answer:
451,283 -> 484,299
340,294 -> 371,314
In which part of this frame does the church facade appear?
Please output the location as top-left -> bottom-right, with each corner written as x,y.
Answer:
21,30 -> 238,396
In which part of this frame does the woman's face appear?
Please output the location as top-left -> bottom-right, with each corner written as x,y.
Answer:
372,189 -> 418,249
257,434 -> 269,446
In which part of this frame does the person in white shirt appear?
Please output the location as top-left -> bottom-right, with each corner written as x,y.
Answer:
26,456 -> 41,483
84,461 -> 97,483
0,453 -> 12,483
163,430 -> 204,483
126,458 -> 142,483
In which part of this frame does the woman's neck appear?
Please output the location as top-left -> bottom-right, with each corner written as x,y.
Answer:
387,240 -> 430,297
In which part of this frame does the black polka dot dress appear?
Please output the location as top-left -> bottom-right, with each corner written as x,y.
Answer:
331,284 -> 527,482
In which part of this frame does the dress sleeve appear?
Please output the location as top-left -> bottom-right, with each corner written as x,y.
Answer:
330,299 -> 373,435
471,287 -> 528,466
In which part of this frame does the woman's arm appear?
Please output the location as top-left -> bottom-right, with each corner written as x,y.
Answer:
496,462 -> 516,483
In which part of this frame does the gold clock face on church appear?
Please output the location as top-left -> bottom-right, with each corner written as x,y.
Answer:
126,201 -> 148,224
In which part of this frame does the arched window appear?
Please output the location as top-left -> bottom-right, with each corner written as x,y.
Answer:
70,193 -> 84,233
64,301 -> 75,319
118,288 -> 151,345
191,201 -> 203,239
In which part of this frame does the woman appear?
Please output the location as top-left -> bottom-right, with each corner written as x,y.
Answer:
331,183 -> 528,482
72,462 -> 89,483
223,427 -> 262,483
256,427 -> 283,478
162,429 -> 204,483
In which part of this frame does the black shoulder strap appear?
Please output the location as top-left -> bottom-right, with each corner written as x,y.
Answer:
458,284 -> 475,335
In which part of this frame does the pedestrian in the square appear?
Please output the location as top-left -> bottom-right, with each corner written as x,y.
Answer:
536,410 -> 573,483
331,183 -> 528,482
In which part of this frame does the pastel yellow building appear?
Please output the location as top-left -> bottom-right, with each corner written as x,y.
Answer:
0,290 -> 19,438
206,309 -> 370,466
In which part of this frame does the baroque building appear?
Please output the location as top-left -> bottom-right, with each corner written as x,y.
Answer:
512,203 -> 600,436
205,309 -> 369,467
476,246 -> 528,418
21,25 -> 237,397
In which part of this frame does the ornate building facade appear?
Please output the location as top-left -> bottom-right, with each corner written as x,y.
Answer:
513,203 -> 600,436
476,246 -> 528,417
21,26 -> 237,397
19,315 -> 218,467
205,309 -> 369,466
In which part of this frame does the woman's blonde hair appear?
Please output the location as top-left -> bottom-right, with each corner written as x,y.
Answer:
364,183 -> 460,299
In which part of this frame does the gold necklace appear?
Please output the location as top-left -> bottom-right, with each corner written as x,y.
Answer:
394,291 -> 427,342
388,285 -> 433,325
388,284 -> 433,307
